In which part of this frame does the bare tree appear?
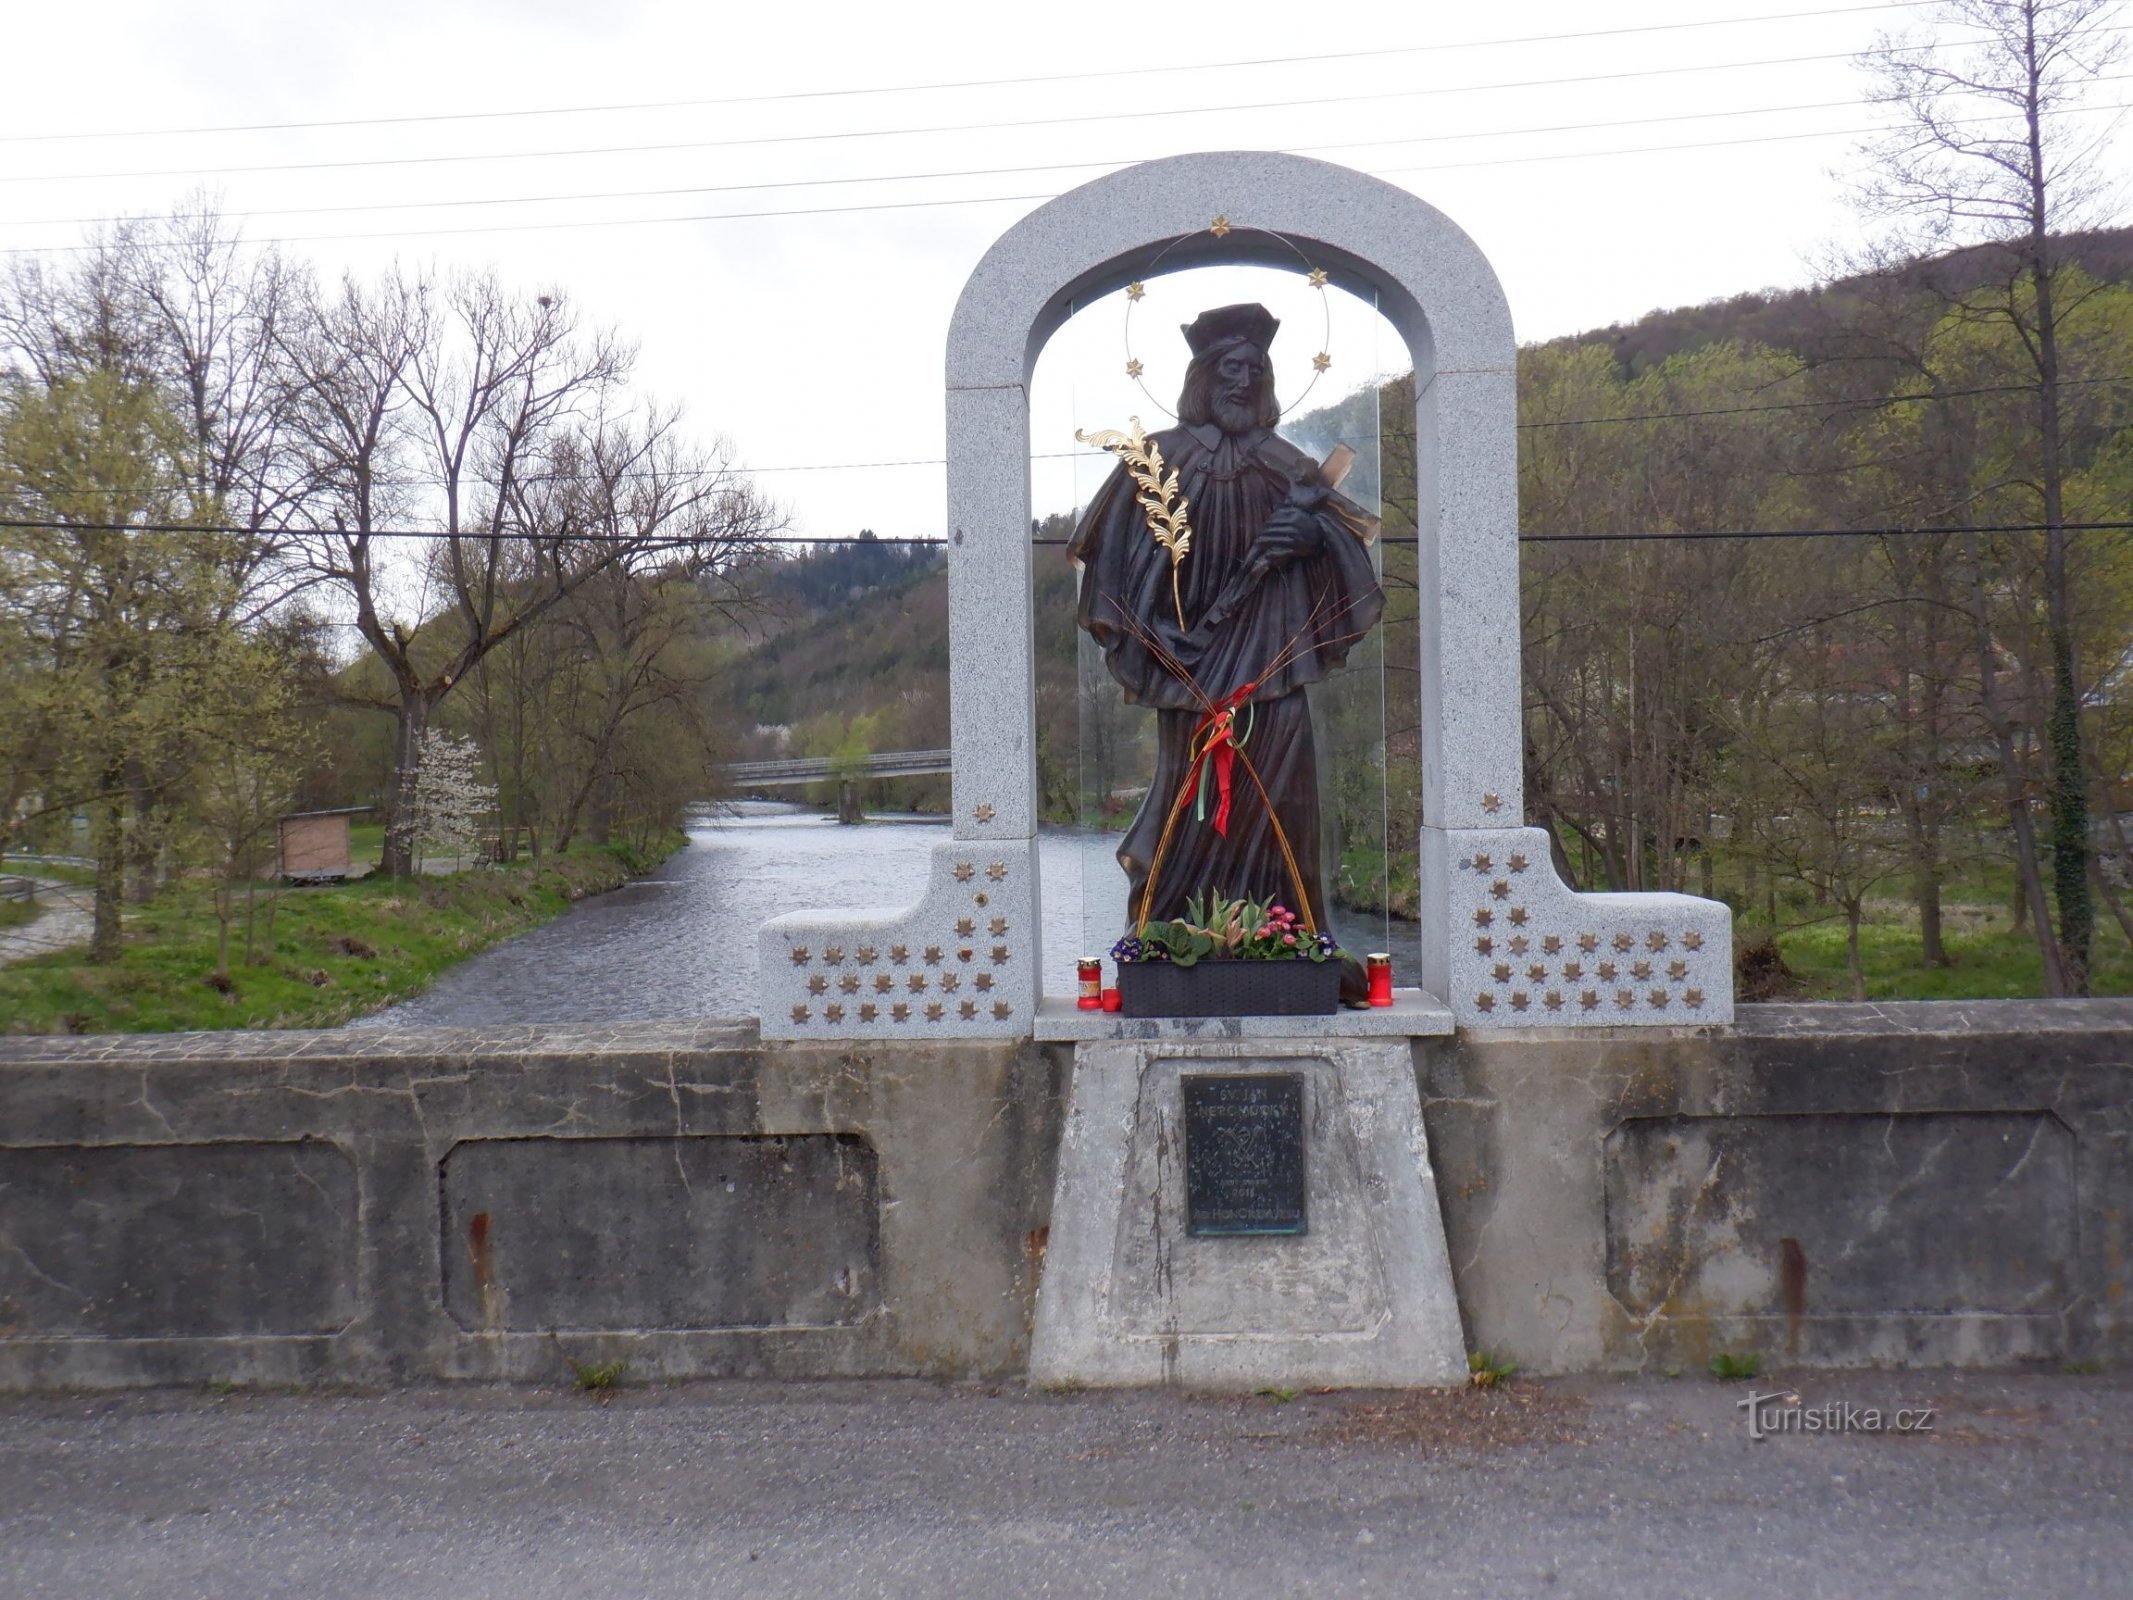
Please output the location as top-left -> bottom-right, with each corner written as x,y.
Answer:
282,266 -> 775,876
1858,0 -> 2129,990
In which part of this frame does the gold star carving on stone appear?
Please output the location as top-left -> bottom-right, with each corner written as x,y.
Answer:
989,917 -> 1008,936
1542,935 -> 1562,955
1631,961 -> 1652,982
924,945 -> 942,965
859,1002 -> 878,1022
874,974 -> 893,994
855,945 -> 877,965
839,974 -> 860,995
956,918 -> 975,937
1490,880 -> 1511,900
908,974 -> 926,993
1473,908 -> 1493,927
974,972 -> 994,992
1472,853 -> 1493,873
941,973 -> 960,992
961,1000 -> 979,1020
991,944 -> 1010,963
789,947 -> 809,966
1613,932 -> 1635,953
1125,358 -> 1144,379
1481,793 -> 1503,813
890,944 -> 909,964
891,1002 -> 909,1022
1646,931 -> 1669,952
825,1003 -> 844,1023
925,1002 -> 944,1022
1544,991 -> 1564,1011
1528,964 -> 1547,982
1598,963 -> 1618,982
1209,215 -> 1232,237
1507,908 -> 1529,926
1563,963 -> 1583,981
790,1004 -> 810,1023
1578,933 -> 1599,953
993,1001 -> 1012,1021
1311,351 -> 1331,373
1492,962 -> 1512,982
807,975 -> 828,995
822,945 -> 843,964
1580,990 -> 1600,1010
953,862 -> 975,883
974,803 -> 995,823
1668,960 -> 1689,981
1683,931 -> 1705,951
1507,935 -> 1530,955
1616,990 -> 1635,1010
1126,281 -> 1146,301
1684,988 -> 1705,1008
958,946 -> 974,963
1307,267 -> 1328,288
1507,853 -> 1529,873
1475,993 -> 1495,1012
1511,992 -> 1529,1011
1648,990 -> 1670,1008
987,862 -> 1007,881
1474,937 -> 1493,955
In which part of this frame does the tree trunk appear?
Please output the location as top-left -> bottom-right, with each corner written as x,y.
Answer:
89,789 -> 125,964
379,687 -> 431,879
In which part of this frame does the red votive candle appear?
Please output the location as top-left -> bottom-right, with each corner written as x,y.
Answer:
1100,987 -> 1122,1013
1367,952 -> 1394,1007
1077,957 -> 1104,1010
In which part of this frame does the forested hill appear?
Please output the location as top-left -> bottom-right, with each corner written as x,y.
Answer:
1556,225 -> 2133,374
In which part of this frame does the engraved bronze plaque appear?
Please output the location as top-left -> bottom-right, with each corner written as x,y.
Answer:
1182,1073 -> 1307,1236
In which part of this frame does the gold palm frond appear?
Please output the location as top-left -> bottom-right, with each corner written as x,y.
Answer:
1076,416 -> 1192,628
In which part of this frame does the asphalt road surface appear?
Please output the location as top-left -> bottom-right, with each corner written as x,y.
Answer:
2,1373 -> 2126,1599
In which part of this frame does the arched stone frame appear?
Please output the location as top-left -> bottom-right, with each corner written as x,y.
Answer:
759,152 -> 1731,1038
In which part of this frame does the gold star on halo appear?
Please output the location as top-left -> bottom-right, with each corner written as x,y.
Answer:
1209,215 -> 1232,237
1126,281 -> 1146,301
1125,358 -> 1143,379
1312,351 -> 1331,373
1307,267 -> 1328,288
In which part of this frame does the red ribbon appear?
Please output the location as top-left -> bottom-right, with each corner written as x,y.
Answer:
1190,681 -> 1257,837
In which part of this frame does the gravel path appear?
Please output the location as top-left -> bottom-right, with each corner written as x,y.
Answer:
0,876 -> 91,966
0,1373 -> 2124,1598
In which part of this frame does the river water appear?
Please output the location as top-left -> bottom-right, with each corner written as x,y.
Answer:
348,802 -> 1416,1027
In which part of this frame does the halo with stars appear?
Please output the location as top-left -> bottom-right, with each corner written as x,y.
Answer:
1115,217 -> 1338,423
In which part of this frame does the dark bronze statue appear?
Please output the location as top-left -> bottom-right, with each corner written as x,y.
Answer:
1069,303 -> 1384,976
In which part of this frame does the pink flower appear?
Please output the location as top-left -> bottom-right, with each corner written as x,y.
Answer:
1282,933 -> 1297,946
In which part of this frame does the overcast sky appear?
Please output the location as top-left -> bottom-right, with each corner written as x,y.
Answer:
2,0 -> 2123,538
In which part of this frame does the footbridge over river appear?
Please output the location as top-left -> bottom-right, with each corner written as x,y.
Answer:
720,749 -> 951,821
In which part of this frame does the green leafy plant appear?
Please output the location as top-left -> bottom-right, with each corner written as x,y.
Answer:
1113,891 -> 1341,967
1709,1350 -> 1762,1380
1468,1349 -> 1518,1389
567,1356 -> 629,1392
1254,1385 -> 1299,1403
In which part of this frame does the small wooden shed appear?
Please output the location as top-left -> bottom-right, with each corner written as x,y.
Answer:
278,807 -> 372,883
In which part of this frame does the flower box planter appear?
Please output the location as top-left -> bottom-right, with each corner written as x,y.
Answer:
1117,957 -> 1341,1018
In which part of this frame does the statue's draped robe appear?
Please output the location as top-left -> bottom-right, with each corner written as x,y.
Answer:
1068,422 -> 1384,939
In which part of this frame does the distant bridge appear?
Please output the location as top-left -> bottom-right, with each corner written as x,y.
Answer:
720,749 -> 952,822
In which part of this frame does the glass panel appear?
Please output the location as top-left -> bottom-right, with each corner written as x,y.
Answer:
1030,264 -> 1409,1001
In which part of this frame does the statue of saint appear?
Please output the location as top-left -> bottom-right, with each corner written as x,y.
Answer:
1069,302 -> 1384,979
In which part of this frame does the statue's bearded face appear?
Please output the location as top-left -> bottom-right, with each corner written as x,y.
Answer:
1179,341 -> 1278,435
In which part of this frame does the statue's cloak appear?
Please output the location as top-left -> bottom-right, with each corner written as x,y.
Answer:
1067,423 -> 1384,934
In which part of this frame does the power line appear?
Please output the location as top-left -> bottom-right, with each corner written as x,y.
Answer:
0,3 -> 1941,147
0,41 -> 2021,189
4,517 -> 2129,545
5,96 -> 2122,258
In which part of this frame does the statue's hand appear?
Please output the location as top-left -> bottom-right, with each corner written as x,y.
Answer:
1250,504 -> 1326,571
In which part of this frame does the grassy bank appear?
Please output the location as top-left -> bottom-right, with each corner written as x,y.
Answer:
0,833 -> 683,1035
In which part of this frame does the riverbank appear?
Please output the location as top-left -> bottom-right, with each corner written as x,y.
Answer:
0,834 -> 682,1035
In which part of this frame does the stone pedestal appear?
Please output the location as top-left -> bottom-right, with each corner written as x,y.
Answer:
1030,1038 -> 1466,1389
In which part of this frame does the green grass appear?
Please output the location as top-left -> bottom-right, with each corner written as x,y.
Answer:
0,833 -> 681,1035
0,897 -> 39,931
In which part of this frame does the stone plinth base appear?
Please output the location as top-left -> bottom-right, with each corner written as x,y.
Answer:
1029,1039 -> 1466,1389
